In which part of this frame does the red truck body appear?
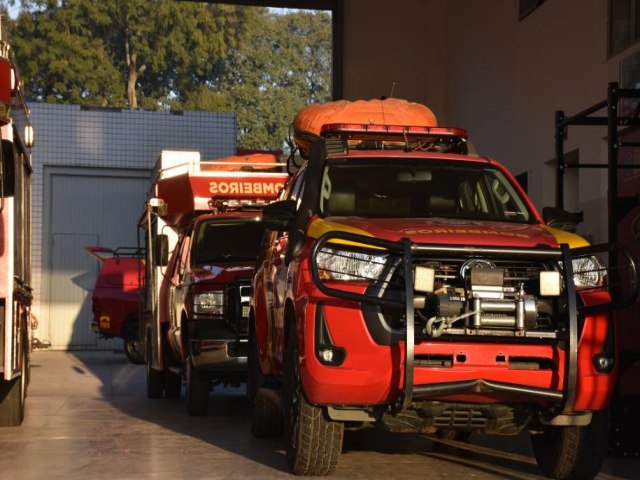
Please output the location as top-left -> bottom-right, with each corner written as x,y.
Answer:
0,17 -> 34,426
85,246 -> 144,363
249,99 -> 637,478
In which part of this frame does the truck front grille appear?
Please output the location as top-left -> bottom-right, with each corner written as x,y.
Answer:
225,282 -> 252,333
369,254 -> 561,340
414,257 -> 554,292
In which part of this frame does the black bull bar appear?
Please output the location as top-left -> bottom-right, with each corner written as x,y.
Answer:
309,231 -> 638,413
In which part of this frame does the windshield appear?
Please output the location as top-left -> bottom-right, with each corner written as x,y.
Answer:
319,159 -> 533,223
192,219 -> 264,266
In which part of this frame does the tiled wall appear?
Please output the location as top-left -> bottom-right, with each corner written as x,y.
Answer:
28,103 -> 236,339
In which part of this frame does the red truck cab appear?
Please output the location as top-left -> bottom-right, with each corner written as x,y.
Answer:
249,99 -> 637,478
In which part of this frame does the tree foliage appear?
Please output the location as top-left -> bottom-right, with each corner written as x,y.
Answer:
6,1 -> 332,149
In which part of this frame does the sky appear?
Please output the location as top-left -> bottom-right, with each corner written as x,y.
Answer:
4,2 -> 18,18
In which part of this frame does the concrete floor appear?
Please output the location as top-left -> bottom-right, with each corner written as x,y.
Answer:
0,350 -> 636,480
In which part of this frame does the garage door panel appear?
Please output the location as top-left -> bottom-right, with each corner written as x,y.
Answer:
47,170 -> 148,350
49,233 -> 98,349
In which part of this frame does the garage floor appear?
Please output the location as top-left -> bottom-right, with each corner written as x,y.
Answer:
0,351 -> 635,479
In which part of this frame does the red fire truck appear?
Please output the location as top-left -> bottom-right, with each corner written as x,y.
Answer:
141,150 -> 287,415
0,17 -> 34,426
249,99 -> 637,478
85,246 -> 145,364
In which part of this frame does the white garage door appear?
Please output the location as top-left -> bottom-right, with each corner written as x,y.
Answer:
44,168 -> 149,350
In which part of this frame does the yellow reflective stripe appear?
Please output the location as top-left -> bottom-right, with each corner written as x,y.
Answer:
307,218 -> 373,239
307,218 -> 385,249
542,226 -> 590,249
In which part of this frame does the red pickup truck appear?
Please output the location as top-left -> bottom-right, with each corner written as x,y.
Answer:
142,151 -> 288,415
249,99 -> 637,478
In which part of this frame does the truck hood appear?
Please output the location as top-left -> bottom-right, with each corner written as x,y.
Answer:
307,217 -> 589,249
190,263 -> 255,285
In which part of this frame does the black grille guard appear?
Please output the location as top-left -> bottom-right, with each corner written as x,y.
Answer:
309,231 -> 638,413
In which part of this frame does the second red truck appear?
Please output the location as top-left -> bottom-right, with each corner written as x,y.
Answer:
141,151 -> 287,415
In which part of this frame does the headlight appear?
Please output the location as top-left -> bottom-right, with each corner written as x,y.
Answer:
316,247 -> 388,281
572,256 -> 605,289
193,291 -> 224,315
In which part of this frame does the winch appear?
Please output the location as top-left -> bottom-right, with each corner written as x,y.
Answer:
416,267 -> 538,337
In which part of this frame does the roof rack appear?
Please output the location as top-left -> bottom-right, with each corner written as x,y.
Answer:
320,123 -> 469,156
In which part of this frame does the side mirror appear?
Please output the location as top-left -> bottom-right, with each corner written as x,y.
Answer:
155,234 -> 169,267
261,199 -> 296,232
542,207 -> 584,233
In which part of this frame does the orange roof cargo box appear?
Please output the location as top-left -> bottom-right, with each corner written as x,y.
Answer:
292,98 -> 438,156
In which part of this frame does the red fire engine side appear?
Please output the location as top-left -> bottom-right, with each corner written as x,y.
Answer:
249,99 -> 637,478
142,151 -> 287,416
0,17 -> 34,426
85,246 -> 145,364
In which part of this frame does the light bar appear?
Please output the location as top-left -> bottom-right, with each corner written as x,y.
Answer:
208,198 -> 268,213
320,123 -> 468,138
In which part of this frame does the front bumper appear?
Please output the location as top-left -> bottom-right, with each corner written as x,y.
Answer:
299,232 -> 637,416
301,301 -> 567,406
188,319 -> 247,371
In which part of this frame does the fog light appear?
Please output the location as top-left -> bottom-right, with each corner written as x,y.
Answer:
315,345 -> 346,366
319,348 -> 334,363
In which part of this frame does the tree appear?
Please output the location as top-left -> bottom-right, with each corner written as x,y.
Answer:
7,2 -> 333,150
9,0 -> 126,106
9,1 -> 256,108
177,9 -> 332,150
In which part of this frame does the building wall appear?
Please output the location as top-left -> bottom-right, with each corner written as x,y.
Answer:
341,0 -> 431,104
29,104 -> 236,349
437,0 -> 619,243
342,0 -> 639,243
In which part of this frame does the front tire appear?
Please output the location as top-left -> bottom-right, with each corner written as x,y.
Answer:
146,335 -> 165,399
164,368 -> 182,399
283,322 -> 343,475
0,339 -> 27,426
530,410 -> 609,480
186,356 -> 209,415
123,321 -> 145,365
248,315 -> 283,438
